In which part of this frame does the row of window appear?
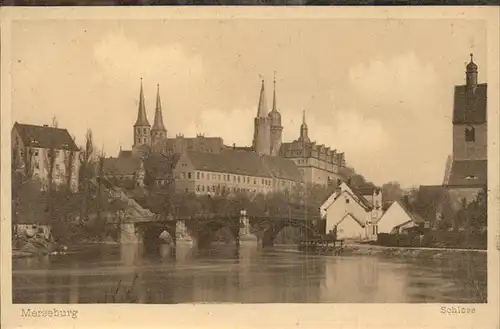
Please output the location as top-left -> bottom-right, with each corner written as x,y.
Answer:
196,185 -> 259,194
178,171 -> 274,186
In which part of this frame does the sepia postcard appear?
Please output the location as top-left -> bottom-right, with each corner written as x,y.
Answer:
1,6 -> 499,329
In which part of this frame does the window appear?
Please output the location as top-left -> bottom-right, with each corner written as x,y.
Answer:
34,149 -> 39,156
55,164 -> 60,170
201,172 -> 204,179
202,185 -> 205,192
35,162 -> 39,169
197,172 -> 200,179
185,188 -> 188,193
196,185 -> 200,192
237,176 -> 240,183
465,126 -> 475,142
233,176 -> 236,182
181,172 -> 185,179
254,178 -> 257,184
188,172 -> 192,179
212,185 -> 216,192
143,128 -> 147,134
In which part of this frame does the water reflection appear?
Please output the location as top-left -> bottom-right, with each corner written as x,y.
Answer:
12,243 -> 486,304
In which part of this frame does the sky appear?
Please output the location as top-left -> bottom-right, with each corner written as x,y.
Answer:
10,18 -> 487,188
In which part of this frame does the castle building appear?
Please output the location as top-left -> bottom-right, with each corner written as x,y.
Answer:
443,54 -> 487,203
119,75 -> 348,191
279,111 -> 345,186
250,77 -> 346,186
173,149 -> 303,195
11,122 -> 80,192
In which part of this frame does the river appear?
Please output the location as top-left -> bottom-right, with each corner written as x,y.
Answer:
12,242 -> 487,303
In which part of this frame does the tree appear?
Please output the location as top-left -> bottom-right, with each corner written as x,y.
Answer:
381,181 -> 404,205
63,137 -> 77,192
466,187 -> 487,232
78,129 -> 95,223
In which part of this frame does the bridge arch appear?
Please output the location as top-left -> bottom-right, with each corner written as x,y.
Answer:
141,222 -> 176,253
262,218 -> 318,247
191,217 -> 240,248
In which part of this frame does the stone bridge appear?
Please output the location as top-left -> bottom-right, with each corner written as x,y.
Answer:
116,211 -> 324,251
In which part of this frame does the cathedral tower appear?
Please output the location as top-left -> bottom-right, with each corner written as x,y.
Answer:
132,78 -> 151,156
252,79 -> 271,155
151,83 -> 167,151
269,75 -> 283,156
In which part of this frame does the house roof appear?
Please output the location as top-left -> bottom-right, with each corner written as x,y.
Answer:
452,83 -> 487,124
320,182 -> 373,214
13,123 -> 79,151
144,153 -> 174,179
395,200 -> 425,224
185,150 -> 273,178
118,150 -> 133,158
446,159 -> 487,187
261,155 -> 303,182
103,157 -> 141,176
352,183 -> 379,196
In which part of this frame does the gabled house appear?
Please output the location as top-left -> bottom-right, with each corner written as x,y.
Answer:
377,199 -> 427,235
320,182 -> 377,241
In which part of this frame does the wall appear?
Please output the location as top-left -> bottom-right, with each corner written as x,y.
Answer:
324,190 -> 368,235
452,124 -> 487,160
335,214 -> 365,240
194,171 -> 274,195
120,223 -> 141,244
377,202 -> 411,234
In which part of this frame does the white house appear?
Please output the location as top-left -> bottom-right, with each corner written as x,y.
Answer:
377,200 -> 425,235
320,182 -> 377,242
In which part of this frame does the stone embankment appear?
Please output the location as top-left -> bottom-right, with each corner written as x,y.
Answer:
342,243 -> 486,260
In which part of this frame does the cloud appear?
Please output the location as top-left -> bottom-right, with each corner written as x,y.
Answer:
348,52 -> 440,112
346,53 -> 450,187
183,108 -> 255,146
93,33 -> 204,85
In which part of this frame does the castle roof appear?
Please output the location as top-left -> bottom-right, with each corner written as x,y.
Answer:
256,80 -> 268,118
152,83 -> 166,132
183,149 -> 302,182
144,153 -> 176,179
452,83 -> 487,124
261,154 -> 303,182
446,159 -> 487,187
13,122 -> 79,151
134,79 -> 150,127
103,157 -> 141,177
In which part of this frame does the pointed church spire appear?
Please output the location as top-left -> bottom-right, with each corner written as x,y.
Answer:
257,79 -> 268,118
134,78 -> 150,127
272,72 -> 277,112
299,109 -> 310,143
152,83 -> 166,132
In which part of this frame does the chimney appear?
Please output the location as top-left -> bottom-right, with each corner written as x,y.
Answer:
43,124 -> 48,127
233,143 -> 236,150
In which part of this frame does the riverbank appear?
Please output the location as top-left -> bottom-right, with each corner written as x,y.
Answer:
341,243 -> 487,259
